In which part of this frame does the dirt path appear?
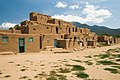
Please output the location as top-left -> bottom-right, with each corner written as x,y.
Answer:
0,44 -> 120,80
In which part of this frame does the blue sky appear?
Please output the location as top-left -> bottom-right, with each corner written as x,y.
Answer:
0,0 -> 120,29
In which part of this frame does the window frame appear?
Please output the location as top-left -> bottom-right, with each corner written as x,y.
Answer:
2,36 -> 9,43
28,37 -> 34,42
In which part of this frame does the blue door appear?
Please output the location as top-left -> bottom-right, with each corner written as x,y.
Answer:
18,38 -> 25,53
54,39 -> 57,47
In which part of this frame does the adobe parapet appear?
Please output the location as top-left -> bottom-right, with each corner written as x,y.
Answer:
29,12 -> 52,23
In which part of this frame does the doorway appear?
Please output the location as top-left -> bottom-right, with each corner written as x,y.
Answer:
54,39 -> 57,48
56,27 -> 58,34
69,28 -> 71,33
40,35 -> 42,49
18,38 -> 25,53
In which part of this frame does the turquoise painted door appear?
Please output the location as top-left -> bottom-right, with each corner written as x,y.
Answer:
54,39 -> 57,47
18,38 -> 25,53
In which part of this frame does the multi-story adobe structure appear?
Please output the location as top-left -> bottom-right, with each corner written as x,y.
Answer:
98,35 -> 117,45
98,35 -> 114,45
20,12 -> 97,50
2,12 -> 118,54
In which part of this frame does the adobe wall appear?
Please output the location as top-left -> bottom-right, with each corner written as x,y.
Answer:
41,34 -> 62,49
0,33 -> 39,53
21,20 -> 38,26
57,40 -> 66,49
65,39 -> 80,50
0,29 -> 21,34
87,41 -> 97,48
30,12 -> 51,24
47,19 -> 72,26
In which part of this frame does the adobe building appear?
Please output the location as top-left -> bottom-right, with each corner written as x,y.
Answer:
19,12 -> 97,50
0,32 -> 40,53
0,12 -> 115,53
97,35 -> 115,45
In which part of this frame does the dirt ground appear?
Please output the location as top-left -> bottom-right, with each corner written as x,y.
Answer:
0,44 -> 120,80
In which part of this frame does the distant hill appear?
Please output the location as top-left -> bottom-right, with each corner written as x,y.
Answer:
73,22 -> 120,36
0,27 -> 9,30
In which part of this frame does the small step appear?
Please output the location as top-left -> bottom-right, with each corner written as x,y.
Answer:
0,52 -> 15,55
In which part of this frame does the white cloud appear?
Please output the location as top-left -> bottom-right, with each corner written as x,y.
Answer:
53,4 -> 112,24
55,2 -> 67,8
69,5 -> 79,10
0,22 -> 16,29
52,15 -> 85,23
83,4 -> 112,23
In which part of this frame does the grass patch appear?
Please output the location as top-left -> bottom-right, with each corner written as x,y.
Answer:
72,65 -> 85,71
58,68 -> 71,73
116,59 -> 120,61
85,55 -> 92,58
4,75 -> 11,78
0,72 -> 3,75
20,68 -> 26,71
104,68 -> 118,74
97,60 -> 119,65
58,75 -> 67,80
46,76 -> 57,80
37,73 -> 47,76
84,61 -> 93,65
15,64 -> 21,66
106,48 -> 120,53
34,75 -> 38,78
98,53 -> 111,59
40,64 -> 45,66
8,61 -> 14,63
75,71 -> 89,78
50,71 -> 57,76
19,76 -> 28,79
54,51 -> 72,54
72,59 -> 82,63
112,66 -> 120,69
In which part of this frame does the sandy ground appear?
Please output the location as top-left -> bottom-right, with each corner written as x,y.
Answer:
0,44 -> 120,80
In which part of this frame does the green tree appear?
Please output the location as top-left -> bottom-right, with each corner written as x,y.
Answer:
14,25 -> 19,30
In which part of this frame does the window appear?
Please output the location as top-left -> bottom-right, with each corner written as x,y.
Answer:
61,35 -> 63,38
56,27 -> 58,34
33,28 -> 36,30
47,27 -> 49,29
73,28 -> 74,32
74,37 -> 77,41
2,36 -> 8,43
75,28 -> 77,32
80,30 -> 82,33
29,37 -> 34,42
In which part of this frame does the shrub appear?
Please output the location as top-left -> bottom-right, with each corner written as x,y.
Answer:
112,66 -> 120,69
58,68 -> 71,73
84,61 -> 93,65
75,71 -> 89,78
97,60 -> 119,65
46,76 -> 57,80
58,75 -> 67,80
72,65 -> 85,71
4,75 -> 11,78
72,59 -> 82,63
104,68 -> 118,74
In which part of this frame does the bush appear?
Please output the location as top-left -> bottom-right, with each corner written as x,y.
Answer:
84,61 -> 93,65
58,75 -> 67,80
46,76 -> 57,80
112,66 -> 120,69
58,68 -> 71,73
104,68 -> 118,74
97,60 -> 119,65
72,65 -> 85,71
75,71 -> 89,78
